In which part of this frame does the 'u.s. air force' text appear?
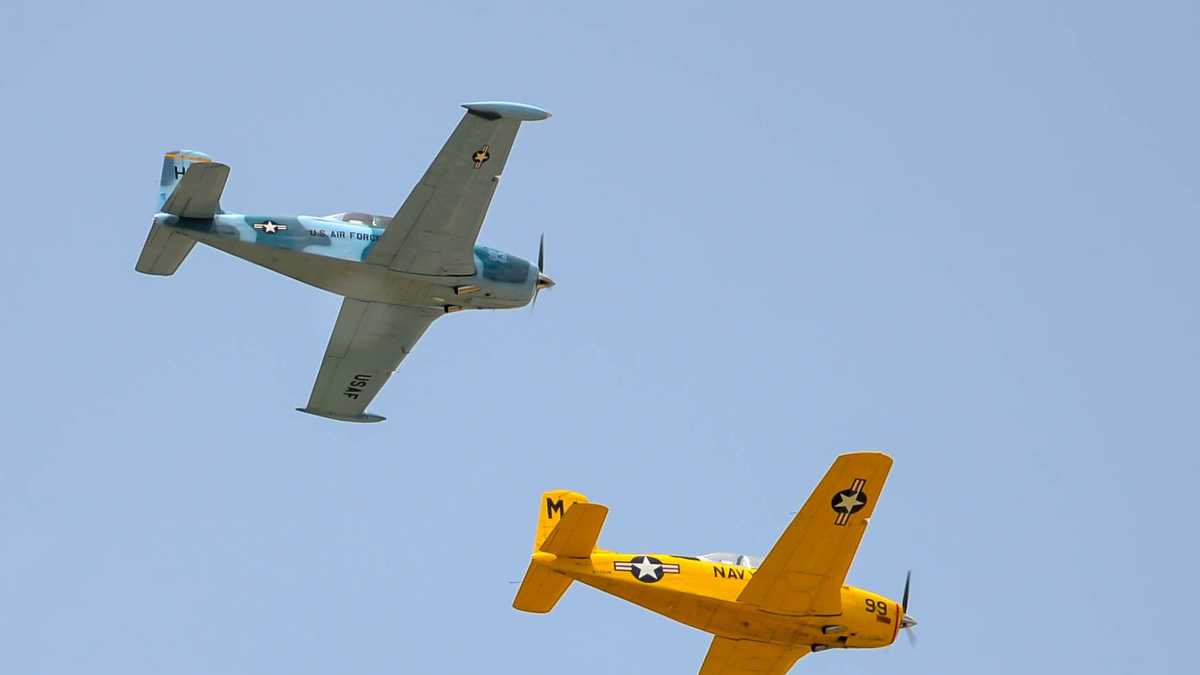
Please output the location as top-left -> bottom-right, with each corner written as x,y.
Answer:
307,229 -> 381,241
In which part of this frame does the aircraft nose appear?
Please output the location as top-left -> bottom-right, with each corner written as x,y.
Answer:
536,272 -> 556,290
901,614 -> 917,629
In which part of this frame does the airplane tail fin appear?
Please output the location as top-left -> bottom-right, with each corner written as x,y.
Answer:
513,490 -> 608,614
138,150 -> 228,276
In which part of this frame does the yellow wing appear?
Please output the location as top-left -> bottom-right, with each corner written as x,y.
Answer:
737,451 -> 893,616
698,637 -> 809,675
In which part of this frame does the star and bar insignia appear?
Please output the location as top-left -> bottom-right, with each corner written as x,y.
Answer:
830,478 -> 868,526
614,555 -> 680,583
472,144 -> 491,169
253,220 -> 288,235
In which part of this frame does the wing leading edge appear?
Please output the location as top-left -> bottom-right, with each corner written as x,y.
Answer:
366,101 -> 550,276
736,452 -> 893,616
297,299 -> 441,423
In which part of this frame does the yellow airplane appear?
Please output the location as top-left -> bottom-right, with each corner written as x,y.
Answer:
513,451 -> 915,675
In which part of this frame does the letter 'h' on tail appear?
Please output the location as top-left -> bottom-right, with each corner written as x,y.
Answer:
513,490 -> 608,613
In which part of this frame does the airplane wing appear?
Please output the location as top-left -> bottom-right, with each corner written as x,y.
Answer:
296,299 -> 440,423
736,452 -> 893,616
366,101 -> 550,276
698,637 -> 809,675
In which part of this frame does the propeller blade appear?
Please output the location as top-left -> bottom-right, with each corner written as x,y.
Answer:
531,234 -> 554,312
532,234 -> 543,312
899,569 -> 917,647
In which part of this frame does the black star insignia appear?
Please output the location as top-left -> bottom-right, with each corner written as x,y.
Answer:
472,144 -> 491,169
830,478 -> 869,526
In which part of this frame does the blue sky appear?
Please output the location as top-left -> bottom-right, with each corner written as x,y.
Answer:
2,1 -> 1197,673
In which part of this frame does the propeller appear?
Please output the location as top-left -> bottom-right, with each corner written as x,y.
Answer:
532,233 -> 555,309
899,570 -> 918,646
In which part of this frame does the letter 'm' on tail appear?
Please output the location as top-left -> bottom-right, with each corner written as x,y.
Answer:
514,490 -> 608,614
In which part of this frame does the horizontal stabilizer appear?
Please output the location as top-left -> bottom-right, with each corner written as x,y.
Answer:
161,162 -> 230,218
135,221 -> 196,276
539,502 -> 608,557
512,562 -> 572,614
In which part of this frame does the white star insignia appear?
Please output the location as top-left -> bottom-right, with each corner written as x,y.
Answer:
254,220 -> 287,234
632,557 -> 660,580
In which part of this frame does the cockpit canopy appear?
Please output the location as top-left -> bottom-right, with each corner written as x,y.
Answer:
699,552 -> 763,569
324,212 -> 393,228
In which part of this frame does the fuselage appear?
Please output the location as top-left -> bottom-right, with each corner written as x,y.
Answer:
538,550 -> 902,651
155,211 -> 540,309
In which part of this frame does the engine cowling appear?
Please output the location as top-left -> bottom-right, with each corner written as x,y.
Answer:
833,586 -> 903,648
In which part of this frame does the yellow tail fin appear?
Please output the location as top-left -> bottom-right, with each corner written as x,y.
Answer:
514,490 -> 607,614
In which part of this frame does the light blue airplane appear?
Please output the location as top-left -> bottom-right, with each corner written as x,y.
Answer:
136,102 -> 554,423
